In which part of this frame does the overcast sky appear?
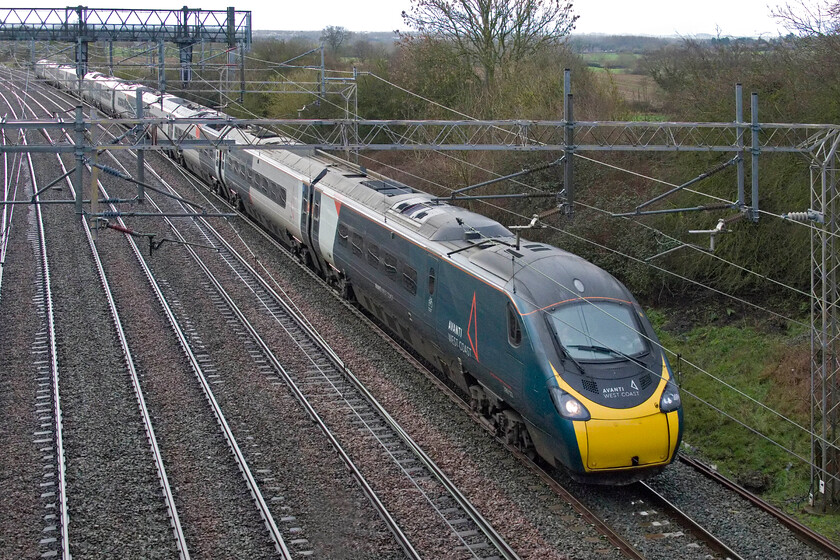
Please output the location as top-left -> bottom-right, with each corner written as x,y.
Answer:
258,0 -> 787,37
0,0 -> 790,38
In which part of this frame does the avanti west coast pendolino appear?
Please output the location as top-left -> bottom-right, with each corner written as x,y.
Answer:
36,61 -> 683,484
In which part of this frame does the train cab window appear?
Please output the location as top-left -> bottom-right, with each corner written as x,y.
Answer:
367,244 -> 380,268
428,267 -> 436,295
546,302 -> 648,361
382,252 -> 397,279
337,223 -> 349,246
403,266 -> 417,295
507,302 -> 522,347
351,232 -> 364,257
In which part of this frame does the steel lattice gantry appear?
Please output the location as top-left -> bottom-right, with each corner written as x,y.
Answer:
0,6 -> 251,81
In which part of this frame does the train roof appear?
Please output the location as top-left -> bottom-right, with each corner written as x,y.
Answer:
462,240 -> 632,310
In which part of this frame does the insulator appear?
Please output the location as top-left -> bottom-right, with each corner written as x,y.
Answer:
783,210 -> 824,223
100,164 -> 126,178
784,211 -> 810,222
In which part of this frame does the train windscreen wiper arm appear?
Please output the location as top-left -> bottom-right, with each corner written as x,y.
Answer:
567,345 -> 647,366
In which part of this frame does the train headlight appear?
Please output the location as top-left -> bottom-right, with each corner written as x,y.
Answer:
659,381 -> 681,413
549,387 -> 591,421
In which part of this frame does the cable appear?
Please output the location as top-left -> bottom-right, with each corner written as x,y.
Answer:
576,152 -> 840,239
573,198 -> 813,299
34,53 -> 826,467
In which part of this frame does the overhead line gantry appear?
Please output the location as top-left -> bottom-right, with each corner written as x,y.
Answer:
0,6 -> 251,84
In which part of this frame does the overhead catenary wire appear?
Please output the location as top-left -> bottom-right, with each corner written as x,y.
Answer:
29,50 -> 830,481
365,151 -> 829,477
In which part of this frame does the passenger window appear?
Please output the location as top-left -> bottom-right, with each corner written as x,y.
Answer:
403,266 -> 417,295
507,302 -> 522,347
277,186 -> 286,208
382,252 -> 397,278
367,244 -> 380,268
428,267 -> 436,295
351,232 -> 364,257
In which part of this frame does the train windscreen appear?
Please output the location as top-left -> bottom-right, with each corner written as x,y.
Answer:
546,301 -> 648,361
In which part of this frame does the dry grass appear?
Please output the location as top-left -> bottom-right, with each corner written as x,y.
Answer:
596,71 -> 665,113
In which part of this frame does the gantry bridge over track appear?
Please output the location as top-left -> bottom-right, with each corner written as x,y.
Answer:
0,6 -> 250,83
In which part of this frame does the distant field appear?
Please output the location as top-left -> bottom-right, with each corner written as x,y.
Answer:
593,69 -> 664,112
582,52 -> 644,73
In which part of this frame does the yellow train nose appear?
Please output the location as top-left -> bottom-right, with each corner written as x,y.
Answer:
583,413 -> 673,469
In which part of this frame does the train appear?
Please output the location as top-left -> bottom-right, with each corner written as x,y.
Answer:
35,60 -> 683,483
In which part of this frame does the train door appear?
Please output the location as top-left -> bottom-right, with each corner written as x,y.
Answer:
302,186 -> 325,275
420,255 -> 444,360
424,256 -> 439,319
503,299 -> 526,404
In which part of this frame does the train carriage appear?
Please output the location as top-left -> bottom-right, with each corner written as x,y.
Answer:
35,60 -> 683,482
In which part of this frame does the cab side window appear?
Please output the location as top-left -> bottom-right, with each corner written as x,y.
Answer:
507,302 -> 522,347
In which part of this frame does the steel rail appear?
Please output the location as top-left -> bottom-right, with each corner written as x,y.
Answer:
130,161 -> 422,560
127,150 -> 512,558
33,121 -> 192,559
679,455 -> 840,559
20,76 -> 292,559
637,481 -> 744,560
183,214 -> 520,560
0,81 -> 73,558
22,128 -> 71,560
11,80 -> 192,559
100,184 -> 293,560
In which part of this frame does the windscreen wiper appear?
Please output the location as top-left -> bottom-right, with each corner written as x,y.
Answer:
567,345 -> 648,366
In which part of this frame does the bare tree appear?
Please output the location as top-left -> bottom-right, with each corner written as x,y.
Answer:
401,0 -> 578,86
772,0 -> 840,35
321,25 -> 353,53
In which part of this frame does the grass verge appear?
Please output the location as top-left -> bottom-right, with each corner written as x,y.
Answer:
647,307 -> 840,541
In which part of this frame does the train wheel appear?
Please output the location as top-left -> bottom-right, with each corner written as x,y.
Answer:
338,276 -> 355,302
497,409 -> 536,457
469,385 -> 487,415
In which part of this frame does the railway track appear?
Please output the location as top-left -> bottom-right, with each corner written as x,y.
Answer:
22,120 -> 70,560
53,100 -> 295,559
678,455 -> 840,559
175,156 -> 840,560
7,74 -> 291,558
22,72 -> 510,558
5,63 -> 837,559
107,139 -> 519,559
44,116 -> 193,558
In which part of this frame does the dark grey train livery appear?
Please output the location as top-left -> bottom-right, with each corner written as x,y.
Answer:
37,61 -> 683,481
